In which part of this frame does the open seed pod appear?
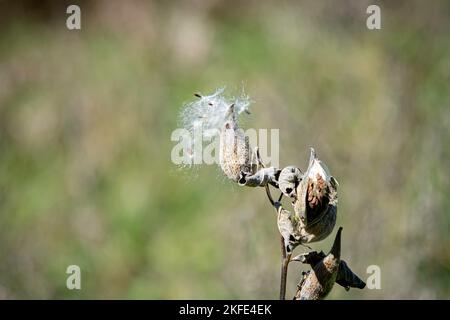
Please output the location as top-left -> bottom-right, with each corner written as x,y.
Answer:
292,148 -> 338,243
293,227 -> 343,300
276,202 -> 302,254
292,228 -> 365,299
218,104 -> 254,182
292,251 -> 366,292
179,89 -> 253,179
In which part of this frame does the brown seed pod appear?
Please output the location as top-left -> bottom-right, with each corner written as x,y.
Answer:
293,227 -> 342,300
218,105 -> 253,182
291,148 -> 338,245
276,203 -> 303,254
292,251 -> 366,292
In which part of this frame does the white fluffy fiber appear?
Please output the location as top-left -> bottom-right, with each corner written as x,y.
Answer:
179,87 -> 252,162
180,87 -> 251,135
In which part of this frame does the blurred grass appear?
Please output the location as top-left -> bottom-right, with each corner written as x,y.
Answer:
0,0 -> 449,299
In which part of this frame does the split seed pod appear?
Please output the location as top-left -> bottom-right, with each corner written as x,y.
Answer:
293,227 -> 342,300
219,104 -> 254,182
292,148 -> 338,244
277,148 -> 338,253
276,203 -> 302,254
179,88 -> 252,177
292,251 -> 366,292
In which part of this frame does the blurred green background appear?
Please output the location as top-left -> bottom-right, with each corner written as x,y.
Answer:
0,0 -> 449,299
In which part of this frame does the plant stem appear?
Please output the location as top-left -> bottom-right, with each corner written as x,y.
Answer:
279,238 -> 291,300
264,183 -> 290,300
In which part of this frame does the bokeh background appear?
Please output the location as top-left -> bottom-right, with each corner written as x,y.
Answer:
0,0 -> 449,299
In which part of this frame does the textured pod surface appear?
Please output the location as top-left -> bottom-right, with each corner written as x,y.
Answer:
276,203 -> 302,254
219,121 -> 253,182
292,148 -> 338,244
294,227 -> 342,300
292,251 -> 366,292
276,150 -> 339,252
295,265 -> 338,300
307,174 -> 330,215
278,166 -> 302,198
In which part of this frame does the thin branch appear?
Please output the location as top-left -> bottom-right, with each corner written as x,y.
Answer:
264,183 -> 290,300
255,147 -> 291,300
280,250 -> 291,300
265,185 -> 275,206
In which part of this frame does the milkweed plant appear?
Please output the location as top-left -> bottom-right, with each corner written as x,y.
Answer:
176,88 -> 366,300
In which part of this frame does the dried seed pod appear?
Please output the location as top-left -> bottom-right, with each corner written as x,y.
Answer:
278,166 -> 302,198
276,148 -> 338,253
292,148 -> 338,244
276,203 -> 303,254
179,88 -> 252,172
294,227 -> 342,300
292,251 -> 366,292
238,167 -> 280,187
292,250 -> 325,266
336,260 -> 366,291
219,105 -> 253,182
295,271 -> 310,297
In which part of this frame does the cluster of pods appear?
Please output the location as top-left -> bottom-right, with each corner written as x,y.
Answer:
183,90 -> 365,299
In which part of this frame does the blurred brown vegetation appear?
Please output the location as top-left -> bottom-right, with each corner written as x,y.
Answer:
0,0 -> 449,299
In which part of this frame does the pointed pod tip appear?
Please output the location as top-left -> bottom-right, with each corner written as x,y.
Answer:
224,104 -> 236,120
330,227 -> 343,258
308,147 -> 317,165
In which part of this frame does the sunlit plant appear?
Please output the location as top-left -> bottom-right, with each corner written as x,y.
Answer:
178,88 -> 366,299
